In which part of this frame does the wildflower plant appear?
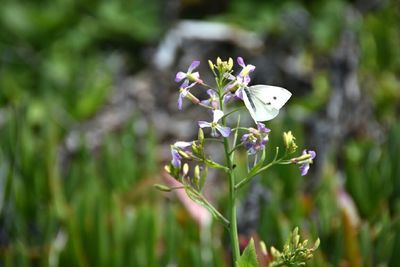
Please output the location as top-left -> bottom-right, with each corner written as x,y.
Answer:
156,57 -> 319,266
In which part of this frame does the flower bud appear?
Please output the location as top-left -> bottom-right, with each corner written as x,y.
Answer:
217,57 -> 222,66
198,128 -> 204,145
182,163 -> 189,176
260,241 -> 268,256
153,184 -> 172,192
178,150 -> 192,160
283,131 -> 298,153
164,165 -> 171,174
228,57 -> 233,70
208,59 -> 214,71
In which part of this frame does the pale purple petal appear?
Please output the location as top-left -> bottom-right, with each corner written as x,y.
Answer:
300,163 -> 310,176
309,150 -> 316,160
235,88 -> 243,100
207,89 -> 217,98
223,92 -> 235,103
257,123 -> 270,134
247,64 -> 256,72
175,72 -> 186,82
188,61 -> 200,72
216,125 -> 231,137
174,141 -> 192,148
237,57 -> 245,67
198,121 -> 211,128
171,148 -> 182,167
211,128 -> 218,137
243,75 -> 251,85
177,94 -> 183,110
213,110 -> 224,123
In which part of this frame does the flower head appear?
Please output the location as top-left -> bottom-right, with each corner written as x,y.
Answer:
198,110 -> 231,137
237,57 -> 255,78
175,60 -> 202,84
291,150 -> 316,176
241,123 -> 271,154
201,89 -> 219,109
178,80 -> 197,110
170,141 -> 193,168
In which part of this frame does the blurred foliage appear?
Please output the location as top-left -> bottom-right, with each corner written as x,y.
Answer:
1,0 -> 400,266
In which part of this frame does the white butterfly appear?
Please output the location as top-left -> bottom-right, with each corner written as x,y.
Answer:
242,85 -> 292,122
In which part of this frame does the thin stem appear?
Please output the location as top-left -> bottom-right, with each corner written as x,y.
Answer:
218,89 -> 240,263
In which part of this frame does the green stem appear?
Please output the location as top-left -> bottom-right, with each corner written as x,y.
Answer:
218,90 -> 241,263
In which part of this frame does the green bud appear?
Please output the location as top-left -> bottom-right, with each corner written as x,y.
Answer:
164,165 -> 171,174
178,150 -> 192,160
193,165 -> 201,187
228,57 -> 233,70
208,60 -> 214,71
198,128 -> 204,145
153,184 -> 172,192
182,163 -> 189,176
283,131 -> 298,153
260,241 -> 268,256
216,57 -> 222,66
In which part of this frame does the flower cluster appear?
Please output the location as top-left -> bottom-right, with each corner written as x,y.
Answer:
166,58 -> 316,182
156,57 -> 319,266
241,123 -> 271,155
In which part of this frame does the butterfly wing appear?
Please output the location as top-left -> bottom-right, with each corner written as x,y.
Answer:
243,88 -> 279,122
242,85 -> 291,122
247,85 -> 292,109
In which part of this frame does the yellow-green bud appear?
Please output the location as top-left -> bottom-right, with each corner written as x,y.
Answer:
164,165 -> 171,174
178,150 -> 191,160
260,241 -> 267,256
283,131 -> 298,153
194,165 -> 200,179
228,57 -> 233,70
153,184 -> 172,192
198,128 -> 204,144
216,57 -> 222,66
208,59 -> 214,71
183,163 -> 189,176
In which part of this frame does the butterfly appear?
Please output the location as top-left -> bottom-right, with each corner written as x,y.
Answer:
242,85 -> 292,122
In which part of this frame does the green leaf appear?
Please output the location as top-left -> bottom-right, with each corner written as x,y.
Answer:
236,239 -> 259,267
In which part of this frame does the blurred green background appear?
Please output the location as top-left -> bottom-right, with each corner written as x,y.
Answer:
1,0 -> 399,266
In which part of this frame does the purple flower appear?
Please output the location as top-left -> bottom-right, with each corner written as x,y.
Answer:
201,89 -> 219,109
298,150 -> 316,176
198,110 -> 231,137
237,57 -> 255,78
241,123 -> 271,154
175,60 -> 202,84
178,80 -> 196,110
170,141 -> 193,167
171,147 -> 182,167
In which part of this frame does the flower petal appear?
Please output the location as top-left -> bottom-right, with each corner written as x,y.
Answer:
216,125 -> 231,137
174,141 -> 192,148
198,121 -> 211,128
235,88 -> 243,100
171,148 -> 182,167
175,72 -> 186,82
188,61 -> 200,72
300,163 -> 310,176
309,150 -> 316,160
177,94 -> 183,110
237,57 -> 245,67
213,110 -> 224,123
